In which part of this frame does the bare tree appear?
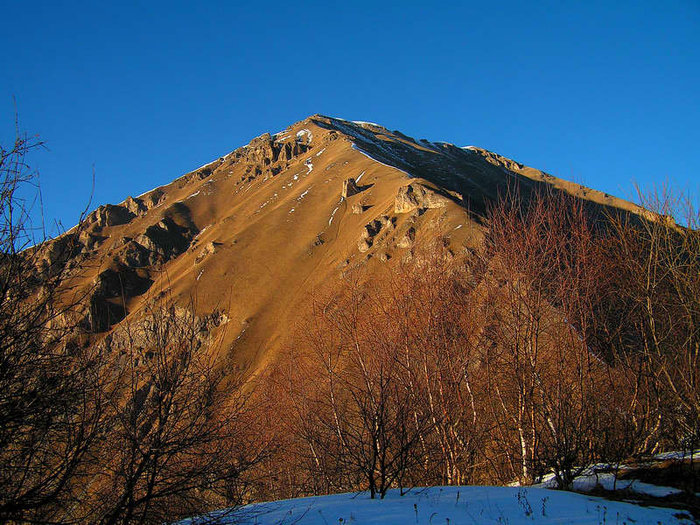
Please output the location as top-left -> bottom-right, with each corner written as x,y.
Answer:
262,184 -> 697,496
88,297 -> 263,524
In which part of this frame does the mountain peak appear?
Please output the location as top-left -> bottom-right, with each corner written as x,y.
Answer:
33,115 -> 644,375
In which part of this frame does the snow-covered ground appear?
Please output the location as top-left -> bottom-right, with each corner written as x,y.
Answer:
351,143 -> 411,177
328,203 -> 340,225
533,450 -> 700,498
534,470 -> 684,497
296,129 -> 313,144
652,450 -> 700,462
181,486 -> 692,524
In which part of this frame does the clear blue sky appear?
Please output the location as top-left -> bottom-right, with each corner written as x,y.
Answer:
2,0 -> 698,232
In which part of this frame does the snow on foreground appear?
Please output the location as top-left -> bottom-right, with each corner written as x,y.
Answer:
180,486 -> 692,524
533,451 -> 700,498
534,468 -> 684,497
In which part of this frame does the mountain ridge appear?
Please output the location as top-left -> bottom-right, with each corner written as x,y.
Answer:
32,114 -> 648,376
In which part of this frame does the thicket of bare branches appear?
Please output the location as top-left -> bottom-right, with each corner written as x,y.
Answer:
85,299 -> 264,524
0,128 -> 107,523
271,273 -> 431,499
476,190 -> 615,487
603,187 -> 699,454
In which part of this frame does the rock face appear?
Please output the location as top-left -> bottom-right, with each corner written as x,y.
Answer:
233,133 -> 310,174
35,233 -> 84,278
196,241 -> 221,264
87,265 -> 153,331
397,227 -> 416,248
357,216 -> 396,253
379,215 -> 396,231
89,204 -> 135,228
142,189 -> 166,208
361,220 -> 381,240
394,183 -> 449,214
358,239 -> 372,253
119,238 -> 153,267
97,306 -> 229,357
123,196 -> 147,215
342,178 -> 360,198
135,217 -> 197,265
351,203 -> 365,214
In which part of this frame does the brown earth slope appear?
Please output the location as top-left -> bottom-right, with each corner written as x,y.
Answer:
32,115 -> 647,376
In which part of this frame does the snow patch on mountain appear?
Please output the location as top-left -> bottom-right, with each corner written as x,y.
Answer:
297,186 -> 312,201
322,117 -> 413,177
351,144 -> 411,177
296,129 -> 313,144
328,204 -> 340,225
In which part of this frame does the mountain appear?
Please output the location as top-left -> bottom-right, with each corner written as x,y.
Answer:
15,115 -> 700,523
32,114 -> 646,376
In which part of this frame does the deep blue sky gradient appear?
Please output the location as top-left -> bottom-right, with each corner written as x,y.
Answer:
2,1 -> 698,232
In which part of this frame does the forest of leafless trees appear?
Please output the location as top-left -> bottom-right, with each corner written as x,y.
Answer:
1,127 -> 698,523
259,186 -> 699,501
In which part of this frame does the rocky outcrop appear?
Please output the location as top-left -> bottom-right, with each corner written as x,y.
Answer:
358,239 -> 372,253
142,189 -> 166,209
279,141 -> 310,162
86,265 -> 153,332
196,241 -> 222,264
118,238 -> 154,267
78,231 -> 107,251
89,204 -> 136,228
97,306 -> 229,356
357,215 -> 396,253
247,133 -> 280,165
379,215 -> 396,231
230,133 -> 310,178
361,219 -> 383,241
342,178 -> 360,198
35,233 -> 84,278
123,196 -> 147,215
81,211 -> 198,332
121,209 -> 198,268
397,227 -> 416,248
394,184 -> 449,214
93,266 -> 152,300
